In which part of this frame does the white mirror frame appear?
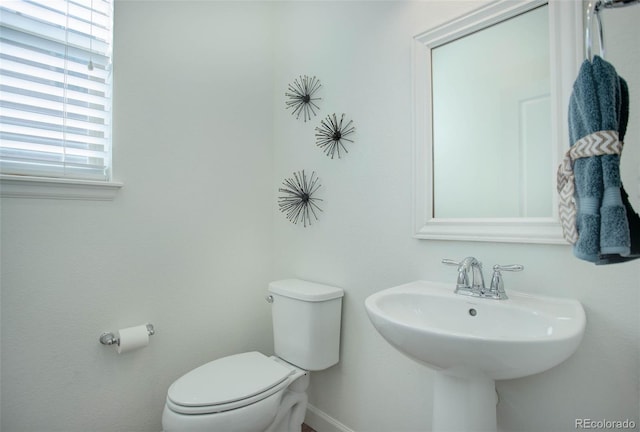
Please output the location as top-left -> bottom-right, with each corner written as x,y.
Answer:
412,0 -> 583,244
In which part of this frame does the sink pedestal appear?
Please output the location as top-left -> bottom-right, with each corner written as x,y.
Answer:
433,371 -> 497,432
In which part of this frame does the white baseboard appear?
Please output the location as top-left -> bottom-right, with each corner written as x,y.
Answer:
305,403 -> 355,432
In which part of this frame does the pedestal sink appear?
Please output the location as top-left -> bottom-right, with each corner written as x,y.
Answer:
365,280 -> 586,432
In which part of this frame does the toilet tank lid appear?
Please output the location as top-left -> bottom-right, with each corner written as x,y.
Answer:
269,279 -> 344,302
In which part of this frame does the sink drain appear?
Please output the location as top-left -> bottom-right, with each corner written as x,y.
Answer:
468,308 -> 477,316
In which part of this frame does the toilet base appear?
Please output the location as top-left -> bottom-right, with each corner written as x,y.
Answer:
266,388 -> 308,432
268,365 -> 310,432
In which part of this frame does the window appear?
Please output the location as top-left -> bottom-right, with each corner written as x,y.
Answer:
0,0 -> 114,182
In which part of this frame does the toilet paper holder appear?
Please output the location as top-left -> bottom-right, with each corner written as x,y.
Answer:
99,324 -> 155,346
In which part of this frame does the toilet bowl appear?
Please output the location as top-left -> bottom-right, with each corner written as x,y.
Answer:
162,279 -> 343,432
162,352 -> 308,432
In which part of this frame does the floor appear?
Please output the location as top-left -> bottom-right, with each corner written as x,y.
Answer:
302,423 -> 317,432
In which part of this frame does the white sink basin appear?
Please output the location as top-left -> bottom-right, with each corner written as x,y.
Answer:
365,280 -> 586,380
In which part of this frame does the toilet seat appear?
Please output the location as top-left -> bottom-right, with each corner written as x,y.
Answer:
166,352 -> 294,415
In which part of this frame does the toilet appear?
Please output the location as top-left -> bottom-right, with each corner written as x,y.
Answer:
162,279 -> 344,432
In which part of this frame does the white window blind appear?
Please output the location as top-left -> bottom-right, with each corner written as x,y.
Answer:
0,0 -> 113,181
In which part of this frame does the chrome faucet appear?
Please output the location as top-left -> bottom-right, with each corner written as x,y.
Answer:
442,257 -> 523,300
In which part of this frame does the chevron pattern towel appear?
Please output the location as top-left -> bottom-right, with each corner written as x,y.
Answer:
565,56 -> 639,264
558,130 -> 622,244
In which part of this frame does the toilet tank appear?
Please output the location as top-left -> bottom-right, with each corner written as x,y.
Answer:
268,279 -> 344,371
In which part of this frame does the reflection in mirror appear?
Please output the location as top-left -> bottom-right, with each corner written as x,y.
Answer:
412,0 -> 581,243
432,5 -> 550,218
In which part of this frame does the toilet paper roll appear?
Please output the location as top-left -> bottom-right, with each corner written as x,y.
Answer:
117,324 -> 149,354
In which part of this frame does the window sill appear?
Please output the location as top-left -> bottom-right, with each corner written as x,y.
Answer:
0,175 -> 123,201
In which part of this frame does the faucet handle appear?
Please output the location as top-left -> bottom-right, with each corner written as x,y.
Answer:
489,264 -> 523,299
442,259 -> 467,288
493,264 -> 524,272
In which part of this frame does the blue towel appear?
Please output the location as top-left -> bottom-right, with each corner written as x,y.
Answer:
597,78 -> 640,265
568,56 -> 635,263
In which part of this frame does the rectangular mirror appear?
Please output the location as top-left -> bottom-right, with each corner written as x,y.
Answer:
433,5 -> 550,218
412,0 -> 582,243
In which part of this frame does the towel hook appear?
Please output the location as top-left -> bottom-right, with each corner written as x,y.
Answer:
585,0 -> 640,61
585,1 -> 605,61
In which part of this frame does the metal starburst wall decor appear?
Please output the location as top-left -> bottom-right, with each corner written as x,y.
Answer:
278,170 -> 323,227
285,75 -> 322,122
315,113 -> 355,159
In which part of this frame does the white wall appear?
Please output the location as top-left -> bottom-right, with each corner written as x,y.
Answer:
1,1 -> 639,432
272,2 -> 640,432
1,2 -> 275,431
